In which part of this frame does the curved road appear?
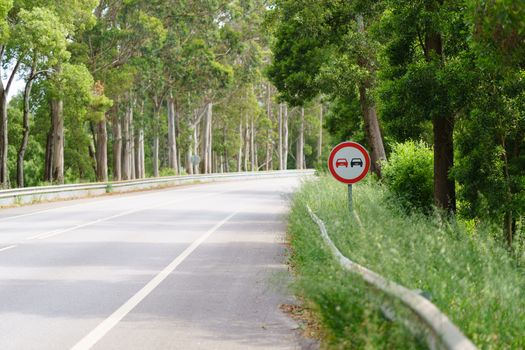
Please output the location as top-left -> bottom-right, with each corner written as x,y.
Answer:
0,176 -> 307,350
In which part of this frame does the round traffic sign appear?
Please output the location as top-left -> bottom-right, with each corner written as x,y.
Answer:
190,155 -> 201,166
328,141 -> 370,184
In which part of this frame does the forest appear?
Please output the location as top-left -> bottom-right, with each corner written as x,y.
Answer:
0,0 -> 323,189
1,0 -> 525,249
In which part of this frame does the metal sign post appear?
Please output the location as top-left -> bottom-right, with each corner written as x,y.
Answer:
327,141 -> 370,214
348,184 -> 353,213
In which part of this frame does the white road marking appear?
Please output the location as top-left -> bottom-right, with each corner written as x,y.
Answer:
70,211 -> 238,350
0,245 -> 17,252
26,191 -> 225,241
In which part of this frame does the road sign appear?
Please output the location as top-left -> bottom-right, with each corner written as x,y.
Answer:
328,141 -> 370,185
190,155 -> 201,166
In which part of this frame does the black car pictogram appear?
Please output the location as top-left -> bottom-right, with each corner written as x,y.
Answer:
350,158 -> 363,167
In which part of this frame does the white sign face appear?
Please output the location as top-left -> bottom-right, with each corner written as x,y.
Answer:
191,155 -> 201,166
328,141 -> 370,184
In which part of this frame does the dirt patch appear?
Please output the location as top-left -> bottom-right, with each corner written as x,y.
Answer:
280,303 -> 323,347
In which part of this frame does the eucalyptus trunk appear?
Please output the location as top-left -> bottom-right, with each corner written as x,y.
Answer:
0,90 -> 7,187
135,127 -> 145,179
186,129 -> 194,175
193,123 -> 200,174
95,118 -> 108,182
167,96 -> 179,174
121,102 -> 132,180
244,115 -> 250,171
278,104 -> 283,170
250,115 -> 255,171
111,103 -> 122,181
17,67 -> 36,188
356,14 -> 387,178
130,106 -> 135,180
358,85 -> 386,177
51,99 -> 64,184
283,104 -> 289,170
237,118 -> 243,172
44,131 -> 53,182
296,107 -> 305,170
265,83 -> 272,171
0,54 -> 21,188
202,102 -> 212,174
152,105 -> 160,177
424,13 -> 455,213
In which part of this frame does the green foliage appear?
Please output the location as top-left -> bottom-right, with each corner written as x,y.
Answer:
0,0 -> 12,43
291,176 -> 525,349
159,168 -> 178,177
382,141 -> 434,213
14,7 -> 70,66
324,94 -> 364,146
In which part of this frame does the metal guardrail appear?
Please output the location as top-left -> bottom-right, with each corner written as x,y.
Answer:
306,206 -> 477,350
0,170 -> 315,206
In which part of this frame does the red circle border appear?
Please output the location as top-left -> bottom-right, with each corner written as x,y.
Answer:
328,141 -> 371,184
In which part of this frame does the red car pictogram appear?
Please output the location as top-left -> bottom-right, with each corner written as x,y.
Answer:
335,158 -> 348,168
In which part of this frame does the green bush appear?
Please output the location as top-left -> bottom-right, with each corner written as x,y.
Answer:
382,141 -> 433,213
159,168 -> 179,177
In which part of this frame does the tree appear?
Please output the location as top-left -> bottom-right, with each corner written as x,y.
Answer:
453,0 -> 525,245
13,7 -> 69,187
267,0 -> 387,176
376,0 -> 471,212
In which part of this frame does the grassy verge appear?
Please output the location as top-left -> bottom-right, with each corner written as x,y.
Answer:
288,175 -> 525,349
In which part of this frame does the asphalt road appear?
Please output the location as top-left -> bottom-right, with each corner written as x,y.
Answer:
0,176 -> 308,350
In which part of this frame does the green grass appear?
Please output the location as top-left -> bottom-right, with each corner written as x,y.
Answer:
288,175 -> 525,349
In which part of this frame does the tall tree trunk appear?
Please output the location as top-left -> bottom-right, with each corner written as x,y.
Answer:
111,103 -> 122,181
237,118 -> 243,172
278,104 -> 283,170
186,128 -> 194,175
152,104 -> 160,177
358,86 -> 387,177
266,83 -> 272,171
202,102 -> 213,174
0,54 -> 21,188
297,107 -> 305,170
121,102 -> 132,180
250,115 -> 255,171
51,99 -> 64,184
425,11 -> 455,213
193,123 -> 200,174
176,103 -> 182,173
130,105 -> 135,180
135,127 -> 145,179
167,96 -> 179,174
202,102 -> 212,174
356,14 -> 387,178
208,103 -> 213,173
44,131 -> 53,182
223,126 -> 229,173
244,115 -> 250,171
0,87 -> 8,187
17,69 -> 36,188
283,104 -> 289,170
318,104 -> 323,162
254,143 -> 259,170
95,118 -> 108,182
433,115 -> 455,212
